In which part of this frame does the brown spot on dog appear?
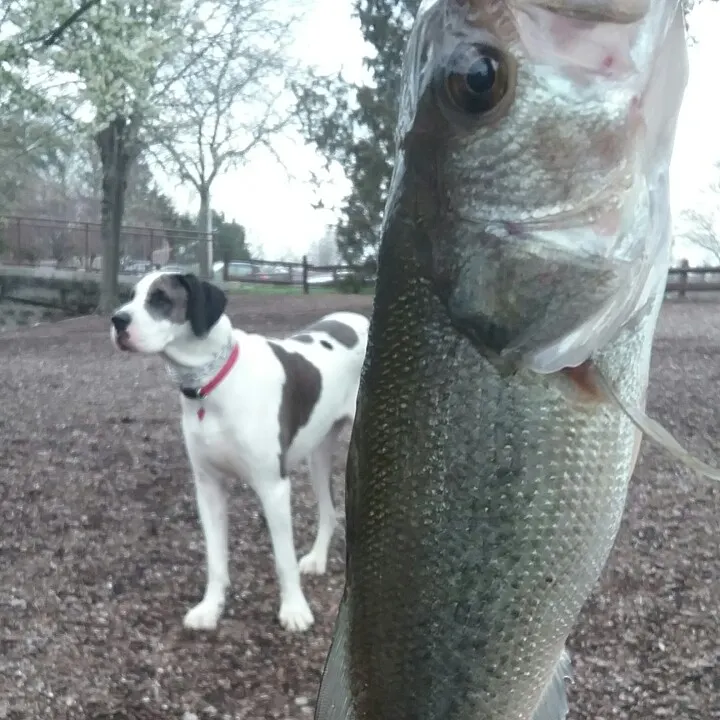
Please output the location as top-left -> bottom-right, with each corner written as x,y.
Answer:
293,334 -> 314,343
302,319 -> 359,349
268,342 -> 323,477
331,415 -> 352,436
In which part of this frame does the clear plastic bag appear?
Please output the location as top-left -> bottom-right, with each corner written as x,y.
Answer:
386,0 -> 688,373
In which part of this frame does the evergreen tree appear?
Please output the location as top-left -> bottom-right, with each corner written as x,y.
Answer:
296,0 -> 420,264
298,0 -> 708,264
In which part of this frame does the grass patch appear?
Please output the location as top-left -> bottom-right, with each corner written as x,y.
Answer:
222,282 -> 375,297
222,283 -> 303,295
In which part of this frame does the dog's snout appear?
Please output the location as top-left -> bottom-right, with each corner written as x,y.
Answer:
111,311 -> 132,333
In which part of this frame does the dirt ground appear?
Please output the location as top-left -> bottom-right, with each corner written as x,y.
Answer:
0,293 -> 717,720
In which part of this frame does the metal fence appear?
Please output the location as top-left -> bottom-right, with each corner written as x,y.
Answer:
0,214 -> 376,293
0,214 -> 203,272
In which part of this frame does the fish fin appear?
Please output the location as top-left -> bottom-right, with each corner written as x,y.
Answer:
532,648 -> 573,720
315,597 -> 355,720
556,360 -> 606,404
592,365 -> 720,481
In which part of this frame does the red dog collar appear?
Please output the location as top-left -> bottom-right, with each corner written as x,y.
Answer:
180,343 -> 239,420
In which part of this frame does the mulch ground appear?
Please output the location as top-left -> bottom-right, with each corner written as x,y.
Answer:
0,293 -> 717,720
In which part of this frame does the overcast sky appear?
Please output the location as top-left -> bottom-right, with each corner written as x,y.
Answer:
158,0 -> 720,263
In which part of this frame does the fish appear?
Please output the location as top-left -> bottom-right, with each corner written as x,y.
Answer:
313,1 -> 715,719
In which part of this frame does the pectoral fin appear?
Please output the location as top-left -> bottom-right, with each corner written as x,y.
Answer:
592,365 -> 720,481
560,362 -> 720,481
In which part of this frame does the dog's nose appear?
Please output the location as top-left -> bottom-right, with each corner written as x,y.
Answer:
111,311 -> 131,333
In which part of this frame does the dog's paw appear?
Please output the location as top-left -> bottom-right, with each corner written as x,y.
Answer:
278,597 -> 314,632
183,600 -> 223,631
298,551 -> 327,576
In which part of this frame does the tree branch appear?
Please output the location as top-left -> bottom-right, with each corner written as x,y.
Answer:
32,0 -> 102,47
148,0 -> 302,195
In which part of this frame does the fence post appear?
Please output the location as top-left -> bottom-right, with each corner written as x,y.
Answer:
678,258 -> 689,298
302,255 -> 309,295
84,223 -> 90,270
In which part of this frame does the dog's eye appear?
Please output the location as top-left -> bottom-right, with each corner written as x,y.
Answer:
148,288 -> 172,310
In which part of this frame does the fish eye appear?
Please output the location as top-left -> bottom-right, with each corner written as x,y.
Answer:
441,43 -> 511,117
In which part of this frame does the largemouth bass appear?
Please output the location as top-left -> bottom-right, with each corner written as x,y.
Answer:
314,1 -> 715,719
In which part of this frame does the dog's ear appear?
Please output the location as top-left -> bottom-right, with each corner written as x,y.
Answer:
175,273 -> 227,337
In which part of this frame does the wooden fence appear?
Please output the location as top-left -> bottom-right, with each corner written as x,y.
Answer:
2,215 -> 719,297
159,258 -> 720,298
213,257 -> 375,294
665,260 -> 720,297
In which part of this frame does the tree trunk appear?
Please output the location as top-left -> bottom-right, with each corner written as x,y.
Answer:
197,185 -> 213,279
95,116 -> 133,314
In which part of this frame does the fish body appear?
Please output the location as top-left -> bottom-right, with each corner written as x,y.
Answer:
315,1 -> 690,719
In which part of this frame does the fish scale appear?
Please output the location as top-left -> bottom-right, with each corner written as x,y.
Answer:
317,241 -> 671,719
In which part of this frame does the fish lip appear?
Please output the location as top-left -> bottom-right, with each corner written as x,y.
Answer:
457,206 -> 620,239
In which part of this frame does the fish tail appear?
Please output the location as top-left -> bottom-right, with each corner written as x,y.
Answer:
531,648 -> 573,720
314,596 -> 355,720
593,366 -> 720,481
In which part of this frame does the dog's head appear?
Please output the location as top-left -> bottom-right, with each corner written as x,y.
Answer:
110,271 -> 227,354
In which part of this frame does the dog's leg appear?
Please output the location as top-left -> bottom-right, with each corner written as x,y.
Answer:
299,432 -> 337,576
183,472 -> 229,631
254,475 -> 314,632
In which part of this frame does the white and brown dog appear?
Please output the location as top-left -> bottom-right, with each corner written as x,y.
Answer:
110,271 -> 368,632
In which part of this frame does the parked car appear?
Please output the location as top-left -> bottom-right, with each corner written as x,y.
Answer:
258,264 -> 283,280
160,263 -> 200,274
225,262 -> 257,279
307,272 -> 335,285
121,259 -> 154,274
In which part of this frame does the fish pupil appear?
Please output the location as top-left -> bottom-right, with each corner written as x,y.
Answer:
466,57 -> 495,95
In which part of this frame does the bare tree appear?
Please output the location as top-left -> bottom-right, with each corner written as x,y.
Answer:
680,209 -> 720,262
152,0 -> 303,277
